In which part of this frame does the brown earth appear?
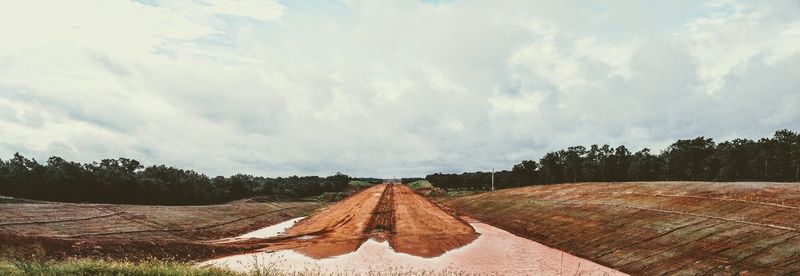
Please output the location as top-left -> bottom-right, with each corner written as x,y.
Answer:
239,183 -> 479,259
0,200 -> 323,261
442,181 -> 800,275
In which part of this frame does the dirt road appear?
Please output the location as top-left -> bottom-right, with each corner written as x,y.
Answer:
252,183 -> 479,258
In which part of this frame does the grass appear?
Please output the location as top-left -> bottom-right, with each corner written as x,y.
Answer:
0,259 -> 236,276
0,258 -> 471,276
406,180 -> 434,190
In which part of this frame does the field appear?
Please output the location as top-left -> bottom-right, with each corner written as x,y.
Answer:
442,181 -> 800,275
0,198 -> 323,262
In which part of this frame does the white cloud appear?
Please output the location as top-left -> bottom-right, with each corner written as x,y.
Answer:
202,0 -> 286,21
373,79 -> 413,104
683,0 -> 800,95
0,0 -> 798,177
490,90 -> 547,114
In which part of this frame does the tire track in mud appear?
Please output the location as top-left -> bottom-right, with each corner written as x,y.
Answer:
240,183 -> 479,259
366,183 -> 395,237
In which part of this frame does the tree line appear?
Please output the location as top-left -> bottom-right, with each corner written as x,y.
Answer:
0,155 -> 349,205
427,129 -> 800,190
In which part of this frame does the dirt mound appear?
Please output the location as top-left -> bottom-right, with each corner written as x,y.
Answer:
257,183 -> 478,258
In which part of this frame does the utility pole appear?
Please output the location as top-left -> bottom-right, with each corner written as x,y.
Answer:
491,168 -> 495,191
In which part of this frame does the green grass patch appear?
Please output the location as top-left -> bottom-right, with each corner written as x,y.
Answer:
0,259 -> 235,276
406,180 -> 434,189
0,258 -> 469,275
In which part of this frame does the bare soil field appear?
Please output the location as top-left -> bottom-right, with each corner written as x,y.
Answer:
0,198 -> 323,261
209,183 -> 622,275
239,184 -> 479,259
442,181 -> 800,275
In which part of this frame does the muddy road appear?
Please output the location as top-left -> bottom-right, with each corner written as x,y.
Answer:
244,183 -> 479,258
209,184 -> 625,275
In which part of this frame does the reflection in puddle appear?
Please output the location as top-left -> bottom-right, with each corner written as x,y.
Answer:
205,220 -> 626,275
243,184 -> 481,259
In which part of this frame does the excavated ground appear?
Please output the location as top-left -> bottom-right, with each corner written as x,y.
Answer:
442,181 -> 800,275
0,200 -> 323,261
241,183 -> 479,259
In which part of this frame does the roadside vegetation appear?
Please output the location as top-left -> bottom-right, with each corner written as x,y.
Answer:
0,259 -> 235,276
0,258 -> 469,276
428,129 -> 800,190
406,180 -> 434,189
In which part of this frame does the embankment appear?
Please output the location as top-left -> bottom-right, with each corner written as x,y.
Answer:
443,181 -> 800,275
0,200 -> 323,261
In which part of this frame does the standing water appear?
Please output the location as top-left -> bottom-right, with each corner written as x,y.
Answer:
233,217 -> 305,240
203,217 -> 626,275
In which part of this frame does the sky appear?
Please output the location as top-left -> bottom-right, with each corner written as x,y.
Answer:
0,0 -> 799,177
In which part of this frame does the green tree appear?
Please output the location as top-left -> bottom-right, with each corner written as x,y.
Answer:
662,137 -> 716,181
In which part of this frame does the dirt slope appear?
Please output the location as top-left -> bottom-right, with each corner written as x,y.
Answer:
0,200 -> 323,261
256,183 -> 478,258
442,181 -> 800,275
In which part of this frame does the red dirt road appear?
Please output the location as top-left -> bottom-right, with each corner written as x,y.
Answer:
256,183 -> 479,258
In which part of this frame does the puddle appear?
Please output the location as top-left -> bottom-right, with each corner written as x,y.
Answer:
205,218 -> 627,275
235,216 -> 306,239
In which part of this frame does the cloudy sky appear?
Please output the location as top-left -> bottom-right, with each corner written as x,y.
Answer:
1,0 -> 798,177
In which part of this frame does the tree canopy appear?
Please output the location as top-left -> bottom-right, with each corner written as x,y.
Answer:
0,155 -> 349,205
427,129 -> 800,190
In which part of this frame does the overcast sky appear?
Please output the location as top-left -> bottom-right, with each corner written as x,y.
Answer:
1,0 -> 799,177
